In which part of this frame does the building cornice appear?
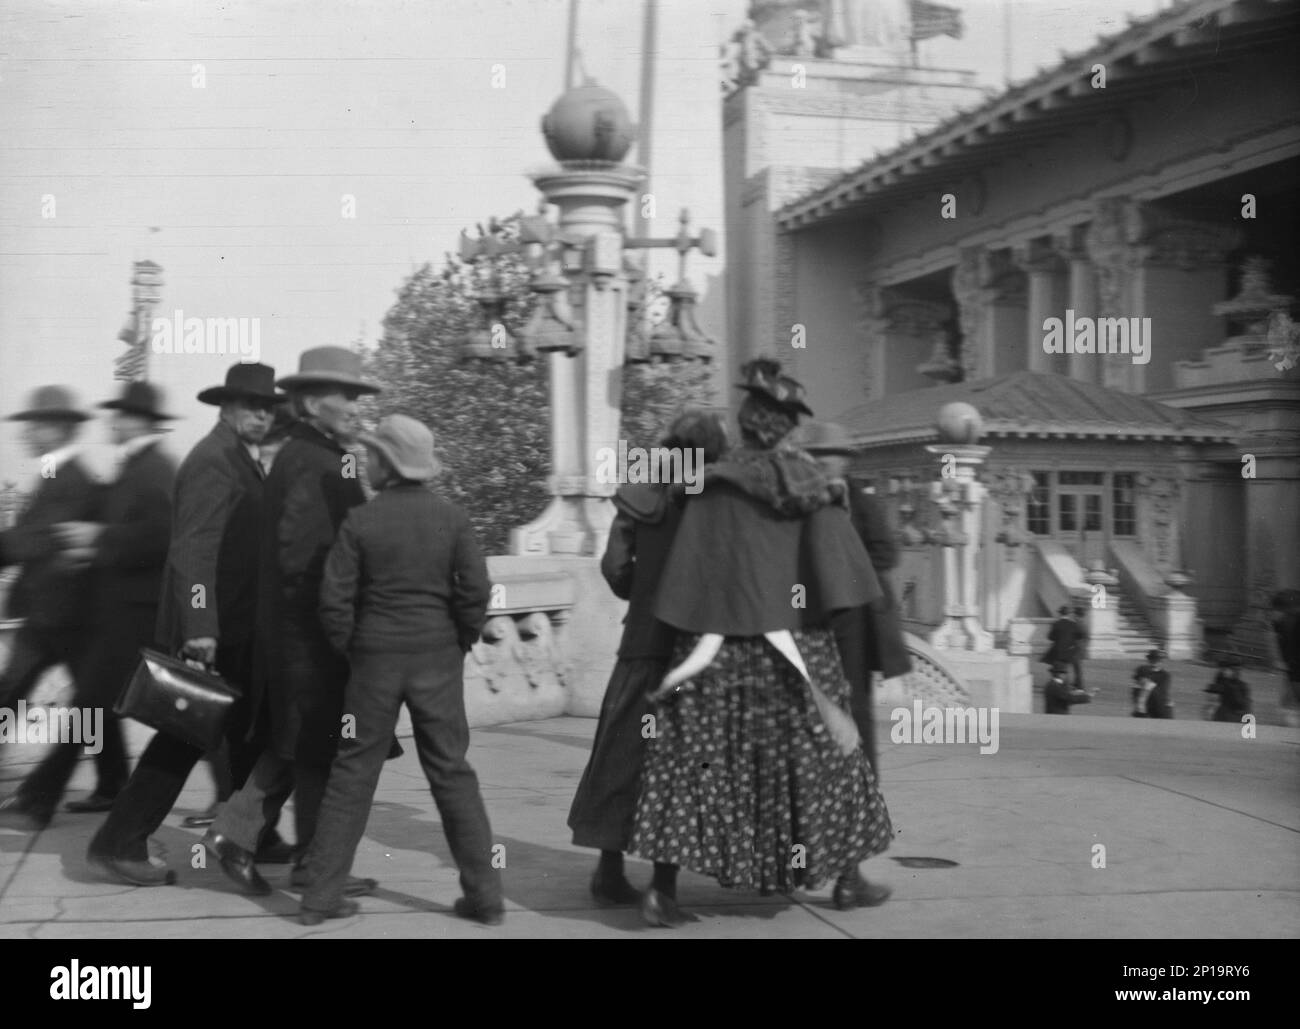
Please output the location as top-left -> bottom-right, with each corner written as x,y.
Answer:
776,0 -> 1300,231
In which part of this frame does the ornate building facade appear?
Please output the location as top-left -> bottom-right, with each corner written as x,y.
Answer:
727,0 -> 1300,662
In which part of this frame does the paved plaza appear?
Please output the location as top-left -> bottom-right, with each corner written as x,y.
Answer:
2,696 -> 1296,939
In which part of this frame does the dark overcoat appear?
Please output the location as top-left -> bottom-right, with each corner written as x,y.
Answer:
155,419 -> 264,659
318,483 -> 490,657
251,420 -> 365,754
602,483 -> 684,661
0,456 -> 100,628
1043,616 -> 1085,665
849,488 -> 912,679
91,441 -> 175,623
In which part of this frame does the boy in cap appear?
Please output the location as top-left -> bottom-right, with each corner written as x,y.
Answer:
298,414 -> 501,925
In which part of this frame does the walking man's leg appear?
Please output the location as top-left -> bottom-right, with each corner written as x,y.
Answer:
406,651 -> 502,922
299,650 -> 402,918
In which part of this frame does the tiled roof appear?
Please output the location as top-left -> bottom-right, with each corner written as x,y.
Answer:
777,0 -> 1300,230
833,371 -> 1238,446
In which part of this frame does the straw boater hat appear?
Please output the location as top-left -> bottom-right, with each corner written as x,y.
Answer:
99,381 -> 176,421
7,385 -> 90,422
197,363 -> 285,406
276,346 -> 381,394
735,358 -> 814,417
359,414 -> 440,481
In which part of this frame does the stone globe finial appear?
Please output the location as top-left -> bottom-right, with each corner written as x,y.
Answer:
541,80 -> 636,163
935,401 -> 983,444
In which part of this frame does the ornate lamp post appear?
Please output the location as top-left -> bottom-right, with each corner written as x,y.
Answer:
925,401 -> 994,652
458,80 -> 717,558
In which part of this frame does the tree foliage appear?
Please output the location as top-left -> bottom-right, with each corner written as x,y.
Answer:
363,220 -> 717,554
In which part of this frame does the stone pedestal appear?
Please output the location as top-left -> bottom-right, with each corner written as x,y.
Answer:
511,164 -> 643,560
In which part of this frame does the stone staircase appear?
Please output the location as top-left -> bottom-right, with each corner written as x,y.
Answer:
1111,586 -> 1162,657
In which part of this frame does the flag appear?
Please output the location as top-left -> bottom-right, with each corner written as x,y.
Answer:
117,313 -> 138,344
910,0 -> 963,41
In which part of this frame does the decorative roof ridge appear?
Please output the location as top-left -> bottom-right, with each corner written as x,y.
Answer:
776,0 -> 1281,227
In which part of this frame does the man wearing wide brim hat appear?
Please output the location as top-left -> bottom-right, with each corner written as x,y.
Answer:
302,413 -> 502,925
5,381 -> 177,841
799,417 -> 909,910
88,363 -> 295,885
201,346 -> 384,899
0,387 -> 105,832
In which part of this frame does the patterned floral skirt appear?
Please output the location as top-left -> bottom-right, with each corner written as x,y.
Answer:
629,628 -> 893,894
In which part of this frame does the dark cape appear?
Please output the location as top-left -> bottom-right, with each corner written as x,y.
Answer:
653,449 -> 882,635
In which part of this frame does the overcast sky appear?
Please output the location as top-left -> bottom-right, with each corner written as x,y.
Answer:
0,0 -> 1166,482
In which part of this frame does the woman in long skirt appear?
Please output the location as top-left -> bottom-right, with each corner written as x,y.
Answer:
567,411 -> 728,904
630,359 -> 894,926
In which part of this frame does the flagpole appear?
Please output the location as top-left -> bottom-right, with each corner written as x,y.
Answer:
565,0 -> 579,89
635,0 -> 657,241
1002,0 -> 1012,88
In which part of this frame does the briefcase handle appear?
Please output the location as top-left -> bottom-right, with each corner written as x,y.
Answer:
176,643 -> 216,676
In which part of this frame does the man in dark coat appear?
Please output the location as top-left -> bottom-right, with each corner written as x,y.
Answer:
2,383 -> 175,835
86,365 -> 287,884
0,387 -> 100,710
0,388 -> 106,829
1043,605 -> 1085,687
801,422 -> 911,778
201,347 -> 381,898
299,415 -> 499,925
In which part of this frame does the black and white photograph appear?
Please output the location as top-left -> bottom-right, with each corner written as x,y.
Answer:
0,0 -> 1297,967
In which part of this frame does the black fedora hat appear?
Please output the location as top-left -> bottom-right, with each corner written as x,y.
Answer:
99,381 -> 177,421
197,363 -> 284,406
735,358 -> 814,417
7,385 -> 91,423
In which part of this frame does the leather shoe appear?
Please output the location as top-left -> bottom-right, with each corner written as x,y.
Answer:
453,896 -> 504,926
832,872 -> 892,910
202,831 -> 271,896
590,872 -> 640,907
86,851 -> 176,887
0,798 -> 47,832
181,803 -> 220,828
641,887 -> 693,928
299,898 -> 360,926
288,866 -> 377,897
65,793 -> 117,814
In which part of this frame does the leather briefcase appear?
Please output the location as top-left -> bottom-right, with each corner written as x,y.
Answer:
115,649 -> 241,753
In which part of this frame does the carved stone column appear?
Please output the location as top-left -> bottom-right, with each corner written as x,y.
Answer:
952,247 -> 1026,380
1129,203 -> 1243,393
1054,225 -> 1099,384
1014,239 -> 1068,375
1084,198 -> 1134,391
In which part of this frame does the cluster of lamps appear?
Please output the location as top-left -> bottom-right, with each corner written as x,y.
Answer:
456,206 -> 717,366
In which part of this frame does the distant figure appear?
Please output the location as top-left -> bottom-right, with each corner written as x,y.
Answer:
1132,649 -> 1173,719
1204,655 -> 1252,723
1270,590 -> 1300,719
1044,663 -> 1092,715
1043,605 -> 1085,689
1071,605 -> 1089,691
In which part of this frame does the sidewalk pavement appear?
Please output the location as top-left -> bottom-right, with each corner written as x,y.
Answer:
1,710 -> 1297,939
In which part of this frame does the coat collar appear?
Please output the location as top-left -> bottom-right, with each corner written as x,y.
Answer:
211,419 -> 263,470
290,418 -> 347,454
